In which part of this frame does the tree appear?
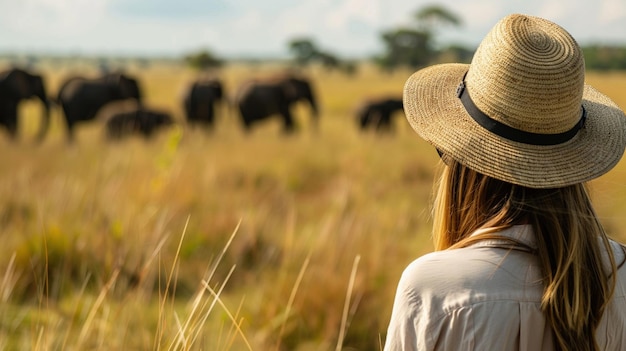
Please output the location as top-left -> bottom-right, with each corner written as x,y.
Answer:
288,38 -> 319,66
374,5 -> 462,71
316,51 -> 341,70
377,28 -> 432,70
184,50 -> 223,71
582,45 -> 626,71
287,37 -> 356,74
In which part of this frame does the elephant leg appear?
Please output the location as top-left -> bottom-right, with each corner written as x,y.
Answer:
238,106 -> 255,132
368,111 -> 382,130
364,111 -> 376,129
0,102 -> 18,139
196,103 -> 215,131
65,119 -> 77,142
207,104 -> 216,129
5,116 -> 18,139
196,103 -> 209,126
280,107 -> 296,133
141,126 -> 153,138
378,112 -> 393,132
358,112 -> 369,129
283,117 -> 296,133
60,104 -> 77,142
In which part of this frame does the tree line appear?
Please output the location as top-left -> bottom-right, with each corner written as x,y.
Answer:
182,4 -> 626,73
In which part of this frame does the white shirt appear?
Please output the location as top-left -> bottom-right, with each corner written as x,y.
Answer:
383,225 -> 626,350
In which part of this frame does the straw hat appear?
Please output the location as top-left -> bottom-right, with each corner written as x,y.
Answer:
403,14 -> 626,188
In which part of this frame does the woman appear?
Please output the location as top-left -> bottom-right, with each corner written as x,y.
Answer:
384,14 -> 626,351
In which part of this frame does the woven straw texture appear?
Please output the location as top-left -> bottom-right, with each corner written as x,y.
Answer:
403,14 -> 626,188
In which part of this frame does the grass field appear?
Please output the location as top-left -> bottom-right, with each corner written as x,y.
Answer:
1,60 -> 626,350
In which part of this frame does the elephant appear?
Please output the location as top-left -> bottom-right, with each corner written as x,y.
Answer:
56,72 -> 142,141
355,97 -> 404,132
235,75 -> 318,133
0,67 -> 50,141
183,78 -> 224,130
103,104 -> 175,140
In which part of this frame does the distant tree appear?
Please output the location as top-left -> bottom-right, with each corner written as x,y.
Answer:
415,5 -> 462,54
136,57 -> 151,69
377,28 -> 432,70
184,50 -> 224,71
340,61 -> 358,76
97,58 -> 111,74
375,4 -> 462,71
24,55 -> 39,70
316,51 -> 341,70
288,38 -> 319,66
582,45 -> 626,71
287,37 -> 357,75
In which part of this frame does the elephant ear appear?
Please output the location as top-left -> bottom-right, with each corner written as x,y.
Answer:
120,75 -> 140,100
10,70 -> 32,98
107,73 -> 139,100
281,80 -> 298,101
104,73 -> 122,92
117,75 -> 132,95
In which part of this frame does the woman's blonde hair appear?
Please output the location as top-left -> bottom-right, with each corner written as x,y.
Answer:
432,159 -> 617,351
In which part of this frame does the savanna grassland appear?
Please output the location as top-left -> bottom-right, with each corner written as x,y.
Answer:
1,60 -> 626,351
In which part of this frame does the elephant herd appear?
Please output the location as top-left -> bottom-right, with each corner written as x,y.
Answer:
0,67 -> 149,142
0,66 -> 405,142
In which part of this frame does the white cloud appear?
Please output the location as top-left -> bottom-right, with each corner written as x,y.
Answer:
325,0 -> 382,29
273,2 -> 324,37
228,9 -> 264,30
599,0 -> 626,22
0,0 -> 108,34
534,0 -> 572,21
0,0 -> 624,57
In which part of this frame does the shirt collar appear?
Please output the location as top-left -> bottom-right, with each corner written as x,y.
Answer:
469,224 -> 537,251
469,225 -> 626,271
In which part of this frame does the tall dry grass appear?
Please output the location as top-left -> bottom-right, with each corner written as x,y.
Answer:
0,60 -> 625,350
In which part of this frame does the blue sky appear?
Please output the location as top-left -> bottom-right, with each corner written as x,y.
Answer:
1,0 -> 625,58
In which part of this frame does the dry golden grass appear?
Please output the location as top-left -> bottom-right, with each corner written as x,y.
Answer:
1,60 -> 625,350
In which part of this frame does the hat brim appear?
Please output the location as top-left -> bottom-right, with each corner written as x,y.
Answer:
403,63 -> 626,188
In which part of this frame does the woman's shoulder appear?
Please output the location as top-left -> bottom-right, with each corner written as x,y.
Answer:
403,232 -> 536,277
400,246 -> 525,286
397,239 -> 543,306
